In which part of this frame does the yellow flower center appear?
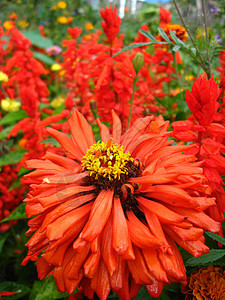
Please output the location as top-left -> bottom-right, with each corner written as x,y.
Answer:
81,139 -> 133,181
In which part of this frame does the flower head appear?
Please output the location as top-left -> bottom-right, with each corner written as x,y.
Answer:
1,98 -> 21,112
85,22 -> 94,30
23,111 -> 220,299
3,20 -> 15,30
185,74 -> 221,126
184,266 -> 225,299
46,46 -> 62,56
158,24 -> 188,42
57,1 -> 67,9
57,16 -> 69,24
0,71 -> 8,83
18,20 -> 29,28
51,64 -> 62,72
100,6 -> 121,43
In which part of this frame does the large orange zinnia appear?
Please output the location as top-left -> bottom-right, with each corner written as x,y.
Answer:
22,111 -> 220,300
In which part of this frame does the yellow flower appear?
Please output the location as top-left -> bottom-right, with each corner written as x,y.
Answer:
57,16 -> 68,24
57,1 -> 67,9
3,20 -> 14,30
85,22 -> 94,30
51,64 -> 62,72
185,75 -> 194,81
51,5 -> 57,10
18,20 -> 29,28
51,95 -> 65,108
0,71 -> 8,83
1,98 -> 21,112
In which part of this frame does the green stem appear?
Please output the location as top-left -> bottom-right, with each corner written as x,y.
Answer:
126,77 -> 138,130
9,222 -> 20,248
0,85 -> 8,98
172,51 -> 182,93
173,0 -> 208,73
202,0 -> 211,79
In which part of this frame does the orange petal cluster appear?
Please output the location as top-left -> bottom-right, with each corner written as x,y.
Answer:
184,266 -> 225,299
23,111 -> 220,300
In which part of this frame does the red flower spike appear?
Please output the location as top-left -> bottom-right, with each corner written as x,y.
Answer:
100,6 -> 121,43
185,74 -> 221,126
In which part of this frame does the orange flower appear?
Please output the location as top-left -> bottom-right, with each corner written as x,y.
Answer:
23,111 -> 220,299
184,266 -> 225,299
158,24 -> 188,42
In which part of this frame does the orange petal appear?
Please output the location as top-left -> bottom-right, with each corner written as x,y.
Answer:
112,110 -> 121,144
68,110 -> 96,155
84,248 -> 101,278
47,127 -> 83,160
80,189 -> 114,242
96,118 -> 111,142
146,278 -> 164,298
142,249 -> 168,283
137,196 -> 186,224
40,193 -> 94,232
127,246 -> 153,285
101,214 -> 117,276
46,202 -> 92,240
37,257 -> 54,280
112,196 -> 129,255
127,210 -> 161,249
170,206 -> 220,233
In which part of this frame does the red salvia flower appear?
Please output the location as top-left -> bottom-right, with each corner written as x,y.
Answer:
159,7 -> 171,27
100,6 -> 121,43
23,111 -> 219,299
185,74 -> 221,126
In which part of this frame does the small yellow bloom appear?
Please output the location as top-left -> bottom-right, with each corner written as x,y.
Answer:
0,71 -> 8,83
51,64 -> 62,71
57,1 -> 67,9
51,95 -> 65,108
18,20 -> 29,28
185,75 -> 194,81
1,98 -> 21,112
3,20 -> 14,30
18,138 -> 27,149
85,22 -> 94,30
57,16 -> 68,24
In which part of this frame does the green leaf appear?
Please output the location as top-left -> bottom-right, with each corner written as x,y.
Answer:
169,30 -> 188,48
158,27 -> 171,43
205,231 -> 225,246
191,47 -> 197,55
112,42 -> 154,57
139,29 -> 158,42
40,138 -> 60,147
0,281 -> 30,300
0,233 -> 9,253
172,45 -> 181,52
31,276 -> 69,300
0,125 -> 14,140
22,30 -> 53,49
33,52 -> 56,65
0,149 -> 27,167
186,249 -> 225,266
0,110 -> 28,126
1,203 -> 27,223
